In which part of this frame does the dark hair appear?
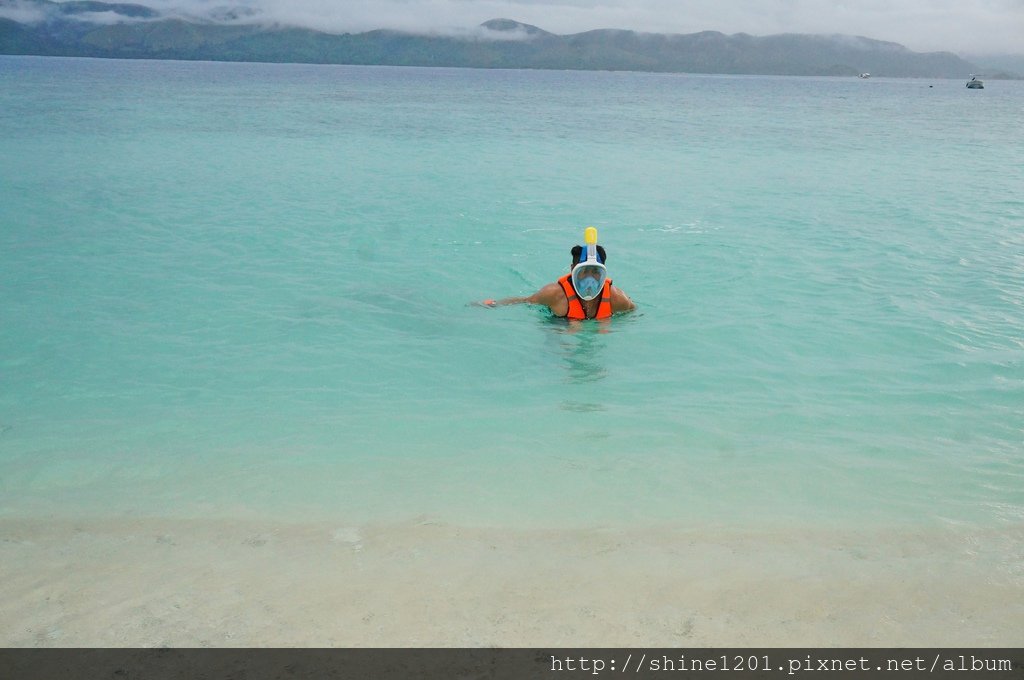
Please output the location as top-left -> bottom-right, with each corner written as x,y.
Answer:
571,244 -> 607,266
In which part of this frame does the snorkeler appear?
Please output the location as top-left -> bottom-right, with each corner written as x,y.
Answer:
479,227 -> 635,320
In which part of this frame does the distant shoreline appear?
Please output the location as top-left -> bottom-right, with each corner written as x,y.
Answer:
2,53 -> 1021,81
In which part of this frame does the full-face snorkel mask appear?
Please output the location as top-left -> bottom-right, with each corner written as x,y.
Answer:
571,227 -> 608,301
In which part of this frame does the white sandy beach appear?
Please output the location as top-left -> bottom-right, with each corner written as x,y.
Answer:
1,516 -> 1021,647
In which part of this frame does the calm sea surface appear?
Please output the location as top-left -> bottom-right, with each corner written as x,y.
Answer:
1,56 -> 1022,530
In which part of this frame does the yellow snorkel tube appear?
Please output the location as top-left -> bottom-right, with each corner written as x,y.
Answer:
571,226 -> 607,301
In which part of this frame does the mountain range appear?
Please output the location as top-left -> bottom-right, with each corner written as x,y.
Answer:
1,1 -> 1016,78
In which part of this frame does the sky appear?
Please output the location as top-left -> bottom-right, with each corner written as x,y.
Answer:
14,0 -> 1024,55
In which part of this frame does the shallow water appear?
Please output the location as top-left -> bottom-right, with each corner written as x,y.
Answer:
1,56 -> 1022,533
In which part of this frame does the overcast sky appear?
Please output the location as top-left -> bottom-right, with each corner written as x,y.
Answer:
122,0 -> 1024,55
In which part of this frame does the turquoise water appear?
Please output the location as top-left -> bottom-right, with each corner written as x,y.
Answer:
1,56 -> 1022,531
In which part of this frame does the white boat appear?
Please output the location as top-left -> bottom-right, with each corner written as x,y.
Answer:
858,73 -> 870,79
966,75 -> 984,89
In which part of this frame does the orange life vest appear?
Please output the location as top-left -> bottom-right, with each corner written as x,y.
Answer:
558,274 -> 613,320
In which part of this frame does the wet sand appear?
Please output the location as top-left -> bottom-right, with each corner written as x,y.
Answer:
1,516 -> 1021,647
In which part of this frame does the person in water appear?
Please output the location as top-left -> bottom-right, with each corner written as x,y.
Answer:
480,236 -> 635,320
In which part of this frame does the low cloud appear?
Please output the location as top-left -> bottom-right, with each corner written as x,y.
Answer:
72,10 -> 154,24
0,0 -> 49,24
0,0 -> 156,24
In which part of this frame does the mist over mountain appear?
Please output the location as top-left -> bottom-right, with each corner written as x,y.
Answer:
0,0 -> 1010,78
963,53 -> 1024,78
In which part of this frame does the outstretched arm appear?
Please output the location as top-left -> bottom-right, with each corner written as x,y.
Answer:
475,282 -> 564,310
475,295 -> 532,307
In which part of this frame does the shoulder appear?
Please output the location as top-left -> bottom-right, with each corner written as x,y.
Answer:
533,281 -> 567,305
530,280 -> 569,316
609,285 -> 636,312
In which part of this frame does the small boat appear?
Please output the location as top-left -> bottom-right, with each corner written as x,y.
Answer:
858,73 -> 870,79
966,75 -> 984,89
